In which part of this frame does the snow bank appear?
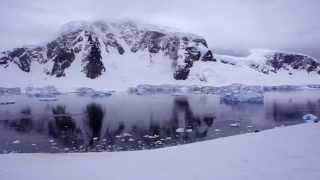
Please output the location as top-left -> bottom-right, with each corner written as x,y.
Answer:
0,123 -> 319,180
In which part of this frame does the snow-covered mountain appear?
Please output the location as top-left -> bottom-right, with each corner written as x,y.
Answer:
0,20 -> 214,81
217,49 -> 320,75
0,20 -> 319,91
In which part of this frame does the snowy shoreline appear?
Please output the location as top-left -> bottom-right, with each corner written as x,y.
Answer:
0,123 -> 319,180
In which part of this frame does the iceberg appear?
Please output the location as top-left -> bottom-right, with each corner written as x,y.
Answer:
220,84 -> 264,104
25,86 -> 60,97
75,88 -> 113,97
303,114 -> 318,123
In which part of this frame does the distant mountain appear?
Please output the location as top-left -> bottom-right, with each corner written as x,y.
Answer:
216,49 -> 320,75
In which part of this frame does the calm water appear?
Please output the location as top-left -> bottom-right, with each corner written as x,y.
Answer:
0,91 -> 319,153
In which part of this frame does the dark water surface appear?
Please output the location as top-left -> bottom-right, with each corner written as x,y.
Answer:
0,91 -> 319,153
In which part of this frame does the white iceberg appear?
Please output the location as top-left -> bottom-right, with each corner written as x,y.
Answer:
303,114 -> 318,123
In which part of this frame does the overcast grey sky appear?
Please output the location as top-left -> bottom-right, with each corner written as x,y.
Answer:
0,0 -> 319,58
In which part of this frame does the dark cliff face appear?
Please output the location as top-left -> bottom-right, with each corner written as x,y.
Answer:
267,53 -> 320,74
249,52 -> 320,75
82,35 -> 105,79
0,20 -> 215,80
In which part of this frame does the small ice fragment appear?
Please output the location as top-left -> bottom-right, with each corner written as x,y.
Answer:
49,139 -> 55,143
230,123 -> 240,127
176,128 -> 185,133
214,129 -> 221,132
93,137 -> 99,141
123,133 -> 132,137
12,140 -> 20,144
186,129 -> 193,132
31,144 -> 37,146
128,138 -> 135,142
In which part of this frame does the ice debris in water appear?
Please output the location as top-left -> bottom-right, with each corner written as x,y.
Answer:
303,114 -> 318,122
0,87 -> 21,96
75,87 -> 113,97
220,84 -> 264,104
128,84 -> 201,95
129,84 -> 320,97
26,86 -> 60,97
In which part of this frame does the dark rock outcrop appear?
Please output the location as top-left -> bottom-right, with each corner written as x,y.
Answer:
250,52 -> 320,75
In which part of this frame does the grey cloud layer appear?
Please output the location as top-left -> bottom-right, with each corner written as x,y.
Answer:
0,0 -> 319,58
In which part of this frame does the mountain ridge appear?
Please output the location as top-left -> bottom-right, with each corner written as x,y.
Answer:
0,19 -> 319,91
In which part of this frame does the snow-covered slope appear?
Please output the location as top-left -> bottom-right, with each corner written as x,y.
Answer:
0,20 -> 319,91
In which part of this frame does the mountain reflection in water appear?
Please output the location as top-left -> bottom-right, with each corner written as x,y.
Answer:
0,91 -> 319,153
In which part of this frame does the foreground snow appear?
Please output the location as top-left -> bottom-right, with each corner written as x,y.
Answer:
0,123 -> 319,180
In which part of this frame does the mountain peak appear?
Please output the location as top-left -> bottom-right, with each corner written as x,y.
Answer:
0,19 -> 215,80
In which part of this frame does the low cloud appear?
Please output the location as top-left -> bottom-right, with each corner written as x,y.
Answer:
0,0 -> 319,58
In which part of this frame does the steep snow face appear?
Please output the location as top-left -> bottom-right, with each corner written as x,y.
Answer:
0,20 -> 215,81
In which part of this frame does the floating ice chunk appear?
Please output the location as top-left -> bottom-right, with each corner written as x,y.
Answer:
93,137 -> 99,141
122,133 -> 132,137
143,134 -> 159,138
230,123 -> 241,127
49,139 -> 55,143
303,114 -> 318,122
176,128 -> 185,133
186,129 -> 193,132
12,140 -> 20,144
